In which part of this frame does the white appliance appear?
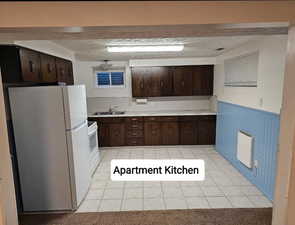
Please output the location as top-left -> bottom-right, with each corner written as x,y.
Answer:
88,121 -> 100,175
9,85 -> 91,212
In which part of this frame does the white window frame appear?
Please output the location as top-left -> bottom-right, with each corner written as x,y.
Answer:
94,70 -> 125,88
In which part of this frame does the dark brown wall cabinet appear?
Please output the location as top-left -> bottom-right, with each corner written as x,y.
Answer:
172,66 -> 193,96
89,115 -> 216,147
56,58 -> 74,85
19,48 -> 42,82
40,54 -> 57,83
192,66 -> 214,96
0,45 -> 74,85
131,65 -> 213,98
131,67 -> 145,97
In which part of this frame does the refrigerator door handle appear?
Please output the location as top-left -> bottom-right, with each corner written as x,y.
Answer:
66,121 -> 87,132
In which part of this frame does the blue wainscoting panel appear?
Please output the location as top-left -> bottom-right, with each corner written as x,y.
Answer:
216,101 -> 280,201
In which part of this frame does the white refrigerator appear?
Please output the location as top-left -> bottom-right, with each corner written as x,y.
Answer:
9,85 -> 91,212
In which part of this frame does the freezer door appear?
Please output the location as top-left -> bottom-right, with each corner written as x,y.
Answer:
9,86 -> 73,211
62,85 -> 88,130
66,121 -> 91,208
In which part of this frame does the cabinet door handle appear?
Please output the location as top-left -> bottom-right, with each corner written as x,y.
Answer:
160,81 -> 164,87
181,81 -> 185,87
60,68 -> 65,76
47,63 -> 52,73
29,61 -> 34,72
140,82 -> 144,89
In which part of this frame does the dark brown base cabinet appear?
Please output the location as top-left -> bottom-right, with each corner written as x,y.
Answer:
88,115 -> 216,147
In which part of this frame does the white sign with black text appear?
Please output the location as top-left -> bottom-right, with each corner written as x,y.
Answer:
111,159 -> 205,181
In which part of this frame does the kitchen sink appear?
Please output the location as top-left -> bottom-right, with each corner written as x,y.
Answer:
94,111 -> 125,115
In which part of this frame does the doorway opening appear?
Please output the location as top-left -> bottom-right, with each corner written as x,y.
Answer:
0,22 -> 289,225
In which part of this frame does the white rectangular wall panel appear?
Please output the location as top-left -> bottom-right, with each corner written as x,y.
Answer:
237,131 -> 253,168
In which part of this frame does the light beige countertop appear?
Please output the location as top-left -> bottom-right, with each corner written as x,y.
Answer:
88,110 -> 216,118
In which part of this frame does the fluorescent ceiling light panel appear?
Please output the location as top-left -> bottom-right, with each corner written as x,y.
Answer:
107,45 -> 184,53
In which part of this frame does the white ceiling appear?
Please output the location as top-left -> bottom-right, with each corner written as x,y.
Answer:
53,36 -> 261,61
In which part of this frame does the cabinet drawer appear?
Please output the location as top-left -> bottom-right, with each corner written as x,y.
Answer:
126,123 -> 144,130
125,117 -> 143,123
126,129 -> 144,138
126,137 -> 144,146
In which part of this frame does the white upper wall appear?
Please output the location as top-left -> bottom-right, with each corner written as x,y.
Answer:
214,35 -> 287,114
74,61 -> 131,98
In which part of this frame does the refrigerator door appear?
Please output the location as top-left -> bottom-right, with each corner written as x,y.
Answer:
62,85 -> 88,130
66,121 -> 91,208
9,86 -> 73,211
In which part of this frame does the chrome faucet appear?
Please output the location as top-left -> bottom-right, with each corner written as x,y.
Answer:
108,105 -> 118,114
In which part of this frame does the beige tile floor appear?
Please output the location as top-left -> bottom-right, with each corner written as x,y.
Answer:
77,146 -> 272,212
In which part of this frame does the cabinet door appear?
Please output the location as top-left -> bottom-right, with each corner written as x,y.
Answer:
56,58 -> 68,84
173,66 -> 193,96
197,116 -> 216,145
109,123 -> 125,146
144,122 -> 161,145
65,60 -> 74,85
98,123 -> 110,147
19,48 -> 41,82
40,54 -> 57,83
158,67 -> 173,96
179,121 -> 197,145
131,67 -> 145,97
201,65 -> 214,95
161,122 -> 179,145
192,65 -> 214,96
56,58 -> 74,85
141,67 -> 161,97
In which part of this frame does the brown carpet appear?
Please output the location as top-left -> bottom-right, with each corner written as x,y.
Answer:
19,208 -> 272,225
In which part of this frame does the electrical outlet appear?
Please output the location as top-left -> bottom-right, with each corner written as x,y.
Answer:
254,160 -> 259,168
259,98 -> 263,107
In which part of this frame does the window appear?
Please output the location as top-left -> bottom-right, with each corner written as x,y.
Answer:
96,71 -> 124,87
224,51 -> 259,87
